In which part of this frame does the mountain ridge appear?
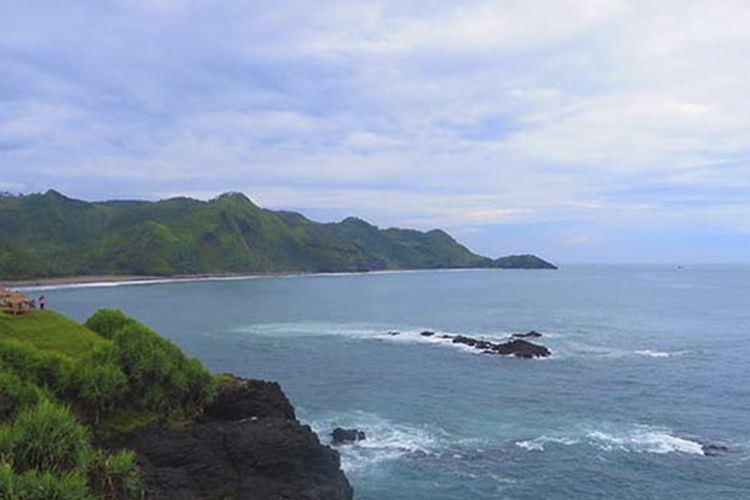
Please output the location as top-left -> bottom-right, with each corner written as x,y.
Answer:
0,190 -> 557,279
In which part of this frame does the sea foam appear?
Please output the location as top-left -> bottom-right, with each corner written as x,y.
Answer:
516,424 -> 706,456
307,411 -> 445,474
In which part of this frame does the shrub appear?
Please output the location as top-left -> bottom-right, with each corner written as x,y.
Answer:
0,341 -> 72,397
70,345 -> 128,425
0,369 -> 45,420
0,428 -> 10,464
15,469 -> 91,500
0,462 -> 16,498
30,351 -> 72,395
183,358 -> 217,416
112,322 -> 215,415
84,309 -> 134,340
88,449 -> 141,500
5,400 -> 92,474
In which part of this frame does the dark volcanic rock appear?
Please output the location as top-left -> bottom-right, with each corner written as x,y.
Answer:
387,331 -> 400,336
420,330 -> 435,337
702,443 -> 729,456
451,335 -> 493,351
451,334 -> 551,358
106,376 -> 352,500
452,335 -> 478,346
512,330 -> 543,338
331,428 -> 366,445
204,377 -> 295,421
489,339 -> 551,358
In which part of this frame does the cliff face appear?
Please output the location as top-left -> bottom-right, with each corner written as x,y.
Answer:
106,378 -> 353,500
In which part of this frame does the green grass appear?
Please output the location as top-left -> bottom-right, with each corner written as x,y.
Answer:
0,310 -> 105,361
96,407 -> 160,437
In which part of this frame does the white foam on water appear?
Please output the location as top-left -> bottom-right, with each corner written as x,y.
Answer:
230,322 -> 522,355
515,435 -> 580,451
586,427 -> 704,455
307,411 -> 446,474
516,424 -> 706,456
634,349 -> 688,358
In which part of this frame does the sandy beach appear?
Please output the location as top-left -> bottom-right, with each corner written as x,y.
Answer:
1,272 -> 299,290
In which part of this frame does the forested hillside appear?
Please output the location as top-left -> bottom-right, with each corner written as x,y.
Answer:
0,190 -> 556,279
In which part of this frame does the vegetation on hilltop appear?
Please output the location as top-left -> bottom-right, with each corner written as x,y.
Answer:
0,190 -> 556,280
0,308 -> 218,498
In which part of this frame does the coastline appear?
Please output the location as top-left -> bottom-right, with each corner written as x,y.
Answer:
3,265 -> 556,291
2,272 -> 305,290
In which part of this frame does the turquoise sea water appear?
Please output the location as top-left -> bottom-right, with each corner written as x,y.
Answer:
40,265 -> 749,499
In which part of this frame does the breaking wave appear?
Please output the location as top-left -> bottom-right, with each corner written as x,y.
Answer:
516,424 -> 706,456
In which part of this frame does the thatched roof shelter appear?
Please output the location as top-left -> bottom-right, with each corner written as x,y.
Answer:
0,287 -> 34,315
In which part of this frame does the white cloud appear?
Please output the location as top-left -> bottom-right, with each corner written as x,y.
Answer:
1,0 -> 749,255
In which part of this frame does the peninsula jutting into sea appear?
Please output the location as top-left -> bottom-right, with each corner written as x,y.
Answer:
0,190 -> 556,281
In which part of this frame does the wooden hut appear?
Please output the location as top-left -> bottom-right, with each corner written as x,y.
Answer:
0,287 -> 35,315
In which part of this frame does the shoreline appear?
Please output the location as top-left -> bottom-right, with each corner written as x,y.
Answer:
3,268 -> 501,291
2,271 -> 312,290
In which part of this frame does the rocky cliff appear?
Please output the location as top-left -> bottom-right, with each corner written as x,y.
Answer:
105,377 -> 353,500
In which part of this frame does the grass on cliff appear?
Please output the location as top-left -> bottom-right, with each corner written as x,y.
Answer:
0,309 -> 105,360
0,307 -> 219,498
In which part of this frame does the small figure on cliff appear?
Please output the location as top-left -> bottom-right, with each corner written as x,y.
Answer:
38,295 -> 46,310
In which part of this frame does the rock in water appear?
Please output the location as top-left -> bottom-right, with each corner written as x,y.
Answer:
512,330 -> 543,338
420,330 -> 435,337
105,376 -> 352,500
331,428 -> 366,445
489,339 -> 551,358
702,443 -> 729,456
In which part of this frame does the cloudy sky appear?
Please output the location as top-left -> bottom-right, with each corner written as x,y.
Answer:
1,0 -> 749,263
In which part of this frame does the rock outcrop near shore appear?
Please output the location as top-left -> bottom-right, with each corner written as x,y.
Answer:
331,428 -> 367,445
449,334 -> 551,358
107,377 -> 353,500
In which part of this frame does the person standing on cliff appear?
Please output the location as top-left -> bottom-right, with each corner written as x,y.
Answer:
38,295 -> 46,310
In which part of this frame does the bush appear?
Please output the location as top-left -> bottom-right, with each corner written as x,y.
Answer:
88,449 -> 141,500
1,402 -> 142,499
70,345 -> 128,425
15,469 -> 91,500
112,322 -> 216,415
183,358 -> 217,416
0,341 -> 71,397
5,400 -> 92,474
0,369 -> 45,420
84,309 -> 134,340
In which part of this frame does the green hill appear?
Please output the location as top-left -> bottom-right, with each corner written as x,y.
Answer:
0,310 -> 105,360
0,308 -> 219,498
0,190 -> 556,280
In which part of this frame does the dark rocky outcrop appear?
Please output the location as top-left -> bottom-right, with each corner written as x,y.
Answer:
420,331 -> 435,337
105,377 -> 352,500
488,339 -> 551,358
702,443 -> 729,457
449,334 -> 551,358
387,331 -> 400,336
451,335 -> 494,350
512,330 -> 543,338
204,377 -> 295,421
331,428 -> 366,445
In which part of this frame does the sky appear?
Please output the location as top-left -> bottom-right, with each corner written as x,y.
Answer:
1,0 -> 749,263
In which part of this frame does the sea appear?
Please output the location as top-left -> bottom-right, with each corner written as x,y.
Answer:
32,265 -> 750,499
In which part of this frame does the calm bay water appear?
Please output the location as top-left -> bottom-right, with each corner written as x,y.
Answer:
40,265 -> 750,499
